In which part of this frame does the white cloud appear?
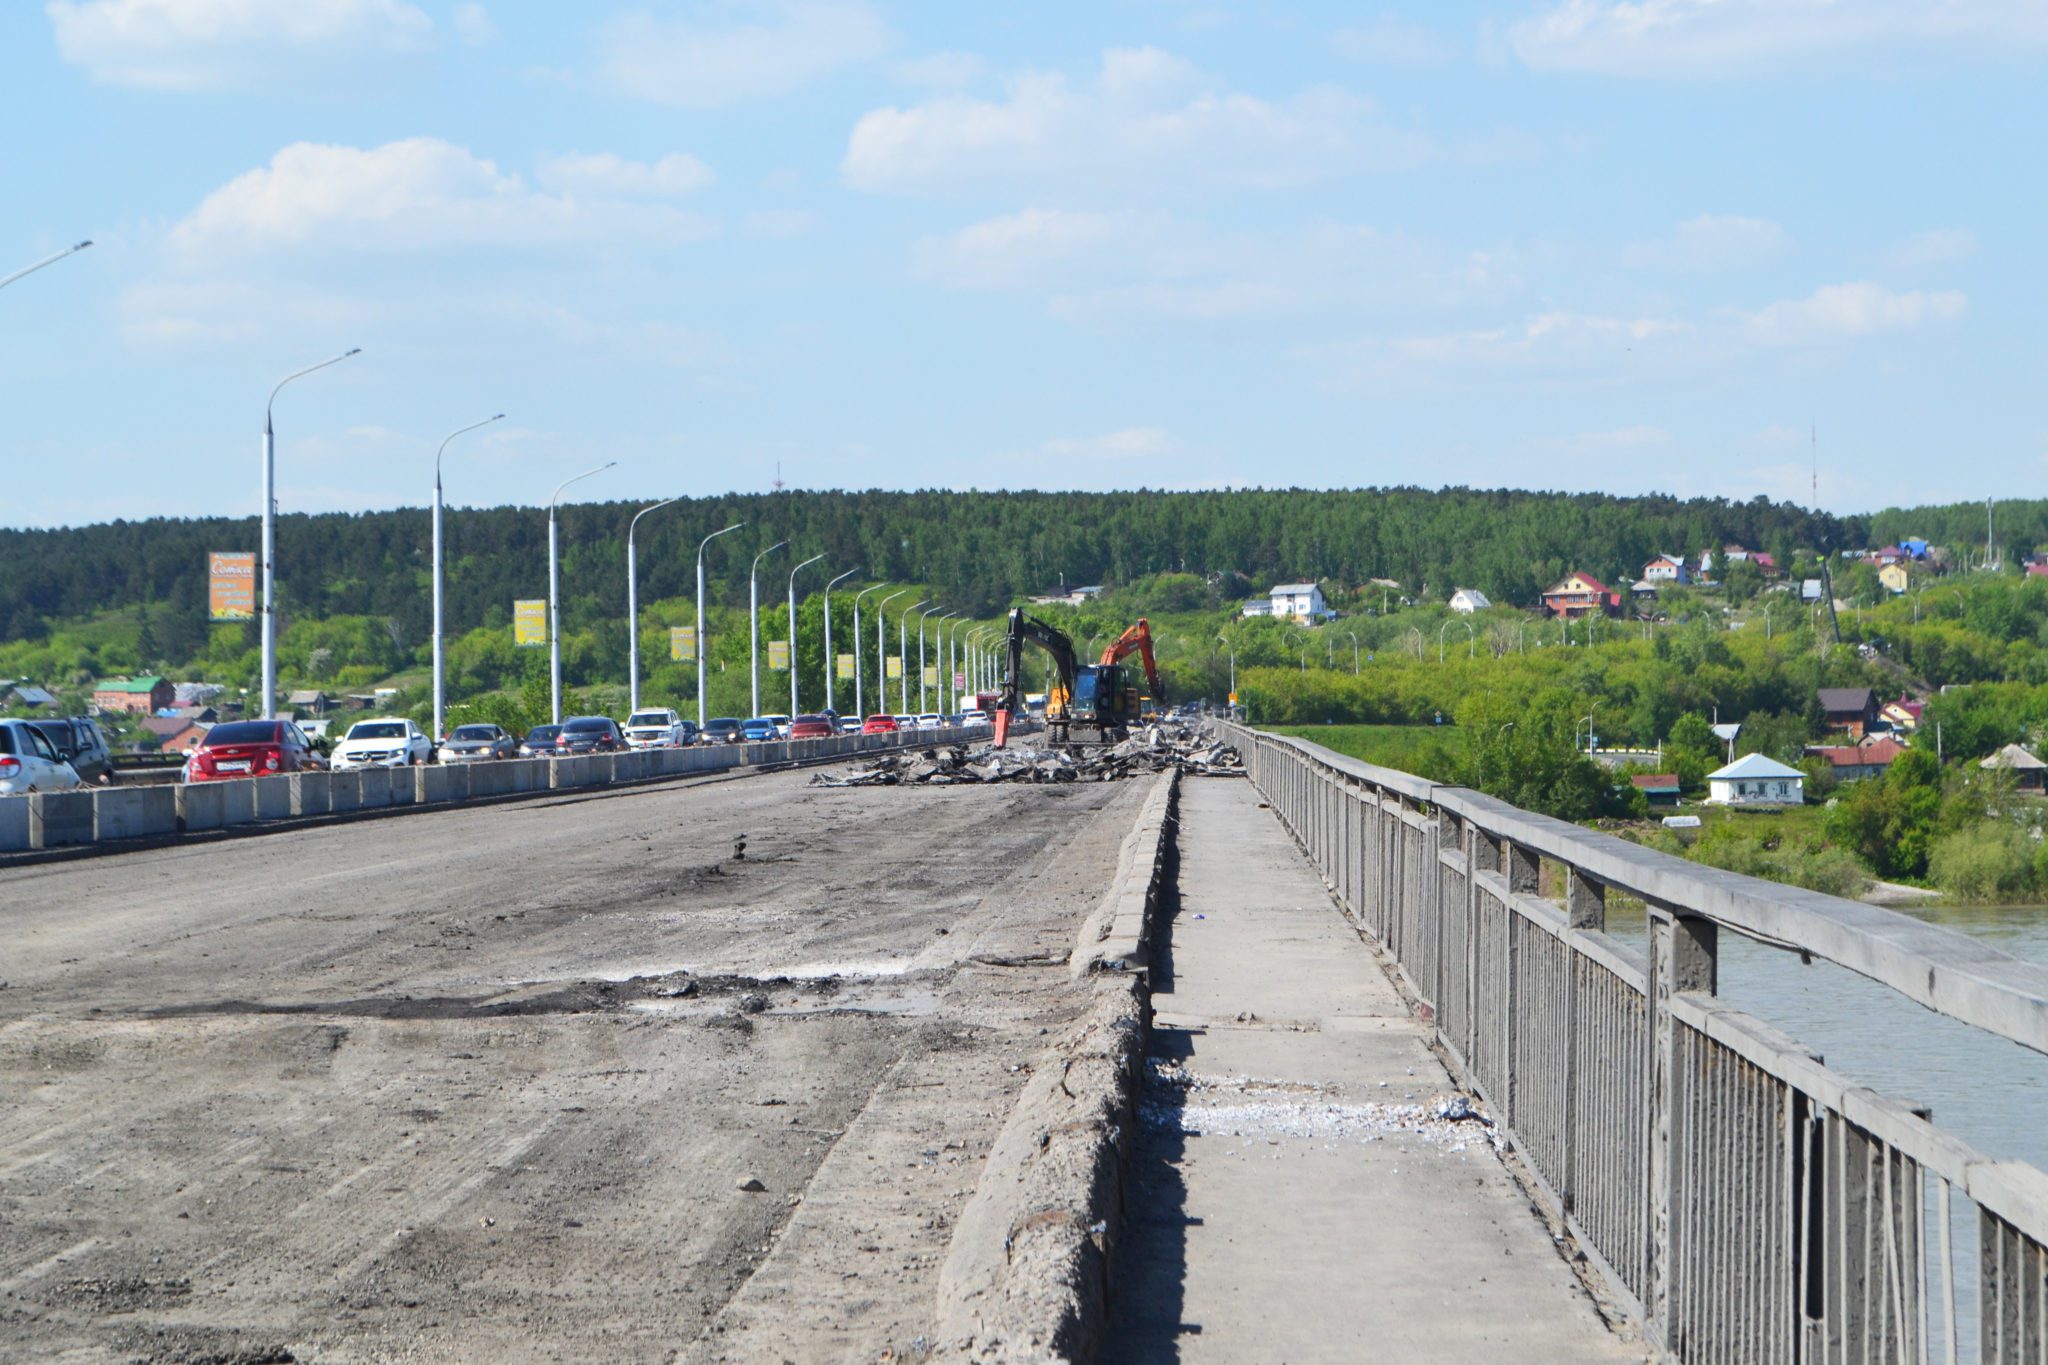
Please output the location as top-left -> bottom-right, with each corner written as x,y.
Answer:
535,151 -> 714,198
889,50 -> 985,88
742,209 -> 816,238
844,47 -> 1430,196
1622,214 -> 1789,271
118,278 -> 376,345
452,2 -> 496,45
1741,282 -> 1965,345
598,0 -> 887,109
46,0 -> 432,90
1883,227 -> 1979,269
1332,14 -> 1457,65
167,138 -> 716,261
1510,0 -> 2048,77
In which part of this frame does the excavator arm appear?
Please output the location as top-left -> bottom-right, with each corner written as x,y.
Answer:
1098,619 -> 1165,704
998,607 -> 1079,726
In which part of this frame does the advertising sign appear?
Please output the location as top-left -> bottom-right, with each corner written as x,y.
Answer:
922,665 -> 938,687
670,627 -> 695,661
836,653 -> 855,679
207,552 -> 256,621
514,599 -> 546,647
767,640 -> 790,671
886,655 -> 903,679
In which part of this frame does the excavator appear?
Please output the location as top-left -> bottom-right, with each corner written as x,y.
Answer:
994,609 -> 1164,746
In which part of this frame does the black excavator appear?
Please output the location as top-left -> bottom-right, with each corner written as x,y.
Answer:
994,608 -> 1163,745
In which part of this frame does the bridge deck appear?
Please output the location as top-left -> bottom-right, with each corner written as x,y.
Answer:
1108,777 -> 1645,1362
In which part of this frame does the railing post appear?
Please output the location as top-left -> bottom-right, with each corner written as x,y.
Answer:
1501,840 -> 1538,1122
1561,867 -> 1606,1217
1646,903 -> 1718,1352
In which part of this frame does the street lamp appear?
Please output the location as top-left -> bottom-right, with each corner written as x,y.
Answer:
934,613 -> 960,712
852,584 -> 889,721
823,568 -> 858,716
787,553 -> 824,715
900,601 -> 928,712
1216,634 -> 1236,701
547,461 -> 616,723
918,605 -> 945,712
431,413 -> 504,742
879,591 -> 912,713
625,494 -> 680,714
749,540 -> 788,717
260,348 -> 361,719
1344,630 -> 1360,674
0,239 -> 91,293
693,522 -> 743,729
1439,619 -> 1474,663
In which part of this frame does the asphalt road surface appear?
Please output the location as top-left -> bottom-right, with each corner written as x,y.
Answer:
0,764 -> 1144,1363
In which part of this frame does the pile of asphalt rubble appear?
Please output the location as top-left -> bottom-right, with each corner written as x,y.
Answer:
810,723 -> 1243,787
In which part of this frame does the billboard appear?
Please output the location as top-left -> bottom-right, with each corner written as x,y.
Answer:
922,665 -> 938,687
836,653 -> 855,679
513,599 -> 546,647
670,627 -> 695,661
208,552 -> 256,621
767,640 -> 790,671
886,655 -> 903,679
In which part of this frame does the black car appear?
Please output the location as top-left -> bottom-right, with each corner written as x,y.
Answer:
553,716 -> 627,753
29,716 -> 114,785
518,724 -> 563,757
439,722 -> 517,762
701,717 -> 743,745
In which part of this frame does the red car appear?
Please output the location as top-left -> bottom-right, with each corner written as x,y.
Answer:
187,719 -> 327,782
787,714 -> 833,738
861,714 -> 899,734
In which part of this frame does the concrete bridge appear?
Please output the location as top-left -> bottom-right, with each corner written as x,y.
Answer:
3,723 -> 2046,1361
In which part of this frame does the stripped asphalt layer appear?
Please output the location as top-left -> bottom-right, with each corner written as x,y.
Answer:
0,766 -> 1143,1363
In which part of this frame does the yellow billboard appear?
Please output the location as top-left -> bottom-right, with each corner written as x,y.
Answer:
670,627 -> 695,661
767,640 -> 790,671
208,552 -> 256,621
923,665 -> 938,687
836,653 -> 855,679
514,599 -> 546,647
886,655 -> 903,679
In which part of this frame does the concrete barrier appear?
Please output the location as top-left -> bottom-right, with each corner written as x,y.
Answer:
0,796 -> 29,852
357,767 -> 393,809
327,770 -> 363,814
416,764 -> 450,804
289,772 -> 332,818
30,790 -> 95,848
95,785 -> 176,840
252,775 -> 292,820
217,778 -> 256,826
175,782 -> 226,832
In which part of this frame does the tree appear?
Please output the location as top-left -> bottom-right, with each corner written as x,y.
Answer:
1665,712 -> 1720,789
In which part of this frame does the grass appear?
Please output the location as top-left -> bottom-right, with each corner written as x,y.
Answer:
1267,723 -> 1463,779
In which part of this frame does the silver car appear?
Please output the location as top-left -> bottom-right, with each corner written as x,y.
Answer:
438,723 -> 517,762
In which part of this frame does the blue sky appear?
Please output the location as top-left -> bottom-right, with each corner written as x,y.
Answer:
2,0 -> 2042,528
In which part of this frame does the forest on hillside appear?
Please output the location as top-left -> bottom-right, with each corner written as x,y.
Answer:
0,486 -> 1905,660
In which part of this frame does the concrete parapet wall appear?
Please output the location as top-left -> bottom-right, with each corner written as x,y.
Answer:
176,782 -> 226,832
94,786 -> 177,841
252,775 -> 292,820
30,791 -> 96,849
289,772 -> 331,818
357,767 -> 392,809
1,796 -> 30,852
327,771 -> 363,815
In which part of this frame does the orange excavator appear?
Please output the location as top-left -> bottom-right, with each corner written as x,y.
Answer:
995,611 -> 1166,745
1099,619 -> 1164,723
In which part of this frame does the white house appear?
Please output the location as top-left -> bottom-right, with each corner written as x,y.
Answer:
1240,598 -> 1275,618
1704,752 -> 1805,806
1447,587 -> 1492,614
1643,554 -> 1689,584
1268,582 -> 1331,623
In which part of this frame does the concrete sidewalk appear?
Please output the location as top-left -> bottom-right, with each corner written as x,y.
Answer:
1105,777 -> 1643,1363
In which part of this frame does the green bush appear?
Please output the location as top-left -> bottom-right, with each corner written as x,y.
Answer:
1928,823 -> 2043,903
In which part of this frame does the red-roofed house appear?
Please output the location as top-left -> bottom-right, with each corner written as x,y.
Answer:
1879,695 -> 1924,733
1751,552 -> 1779,576
1810,736 -> 1909,782
1630,774 -> 1681,806
1540,571 -> 1623,618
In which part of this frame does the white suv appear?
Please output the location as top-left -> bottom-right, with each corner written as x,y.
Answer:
329,717 -> 432,769
623,709 -> 686,748
0,718 -> 83,794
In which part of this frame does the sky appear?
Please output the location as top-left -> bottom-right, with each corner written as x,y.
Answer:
2,0 -> 2043,528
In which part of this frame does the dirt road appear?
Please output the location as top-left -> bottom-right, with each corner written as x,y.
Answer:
0,766 -> 1143,1363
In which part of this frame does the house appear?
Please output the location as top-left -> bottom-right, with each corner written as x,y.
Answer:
1818,687 -> 1878,739
1879,695 -> 1923,733
1809,737 -> 1908,782
1722,544 -> 1751,562
1872,546 -> 1907,567
173,682 -> 224,706
1447,588 -> 1492,614
1704,753 -> 1805,806
2027,560 -> 2048,580
1710,722 -> 1742,762
1630,774 -> 1681,806
1267,583 -> 1332,624
1026,584 -> 1103,607
1878,562 -> 1910,595
1800,579 -> 1825,603
1240,598 -> 1275,618
1981,744 -> 2048,793
1900,538 -> 1931,560
1642,555 -> 1689,584
1751,553 -> 1779,577
1539,571 -> 1622,619
140,716 -> 211,752
6,684 -> 57,710
286,689 -> 334,716
92,675 -> 174,715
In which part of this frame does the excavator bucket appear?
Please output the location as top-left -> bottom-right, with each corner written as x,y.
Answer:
993,708 -> 1011,748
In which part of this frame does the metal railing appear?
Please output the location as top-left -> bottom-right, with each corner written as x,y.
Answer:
1219,722 -> 2048,1364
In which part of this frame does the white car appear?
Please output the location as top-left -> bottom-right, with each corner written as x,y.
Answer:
623,709 -> 686,748
0,718 -> 83,794
916,713 -> 943,730
329,717 -> 432,770
762,713 -> 792,738
960,709 -> 990,728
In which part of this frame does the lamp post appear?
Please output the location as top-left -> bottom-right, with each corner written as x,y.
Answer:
749,540 -> 788,717
935,613 -> 960,713
626,494 -> 680,714
876,591 -> 909,712
853,584 -> 888,721
1439,619 -> 1474,662
918,605 -> 944,712
823,568 -> 857,716
787,553 -> 824,715
1216,634 -> 1236,701
260,348 -> 361,719
1344,630 -> 1360,674
547,461 -> 616,723
0,239 -> 91,293
693,522 -> 744,729
431,413 -> 504,742
900,601 -> 928,712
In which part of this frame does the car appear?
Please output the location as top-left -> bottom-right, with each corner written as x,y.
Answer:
762,713 -> 792,737
517,724 -> 563,757
329,717 -> 433,770
836,716 -> 863,735
438,722 -> 517,762
893,715 -> 917,731
960,709 -> 990,727
916,713 -> 943,730
0,718 -> 83,794
861,714 -> 900,734
28,716 -> 114,785
623,708 -> 688,749
739,717 -> 779,742
702,717 -> 743,745
553,716 -> 628,753
787,714 -> 833,739
186,719 -> 326,782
